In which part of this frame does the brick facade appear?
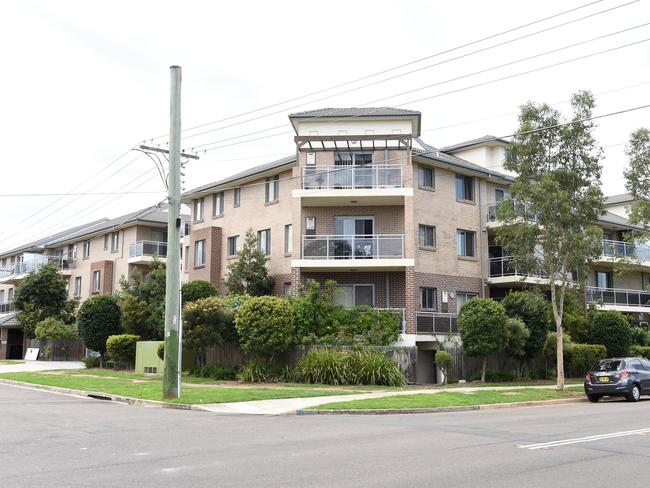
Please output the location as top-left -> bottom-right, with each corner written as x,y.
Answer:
90,260 -> 114,296
188,226 -> 222,289
414,271 -> 483,314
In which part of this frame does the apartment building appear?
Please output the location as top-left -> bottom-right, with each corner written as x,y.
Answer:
182,107 -> 649,382
0,206 -> 187,359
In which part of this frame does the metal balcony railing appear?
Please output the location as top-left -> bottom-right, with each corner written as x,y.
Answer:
0,301 -> 14,314
128,240 -> 168,258
302,164 -> 403,189
486,201 -> 539,224
488,256 -> 547,279
586,286 -> 650,309
301,234 -> 405,260
0,255 -> 75,279
601,239 -> 650,263
416,312 -> 458,335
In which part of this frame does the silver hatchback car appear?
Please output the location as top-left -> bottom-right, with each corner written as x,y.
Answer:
584,357 -> 650,403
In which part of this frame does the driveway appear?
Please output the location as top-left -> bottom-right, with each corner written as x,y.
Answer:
0,360 -> 84,374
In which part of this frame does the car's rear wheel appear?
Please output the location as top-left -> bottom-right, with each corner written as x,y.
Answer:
626,384 -> 641,402
587,394 -> 601,403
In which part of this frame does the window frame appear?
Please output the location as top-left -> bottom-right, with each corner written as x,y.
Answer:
111,232 -> 119,252
82,240 -> 91,259
457,229 -> 476,258
284,224 -> 293,254
456,292 -> 478,313
193,198 -> 204,222
233,187 -> 241,207
74,277 -> 82,297
420,287 -> 438,310
92,270 -> 101,294
335,284 -> 376,307
212,192 -> 224,217
194,240 -> 206,267
418,224 -> 436,249
227,235 -> 240,257
455,174 -> 475,202
265,175 -> 280,204
257,229 -> 271,256
418,165 -> 435,190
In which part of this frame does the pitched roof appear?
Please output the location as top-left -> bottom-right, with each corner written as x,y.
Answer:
182,155 -> 296,199
598,211 -> 641,230
605,193 -> 634,205
440,135 -> 510,153
288,107 -> 421,118
0,313 -> 21,329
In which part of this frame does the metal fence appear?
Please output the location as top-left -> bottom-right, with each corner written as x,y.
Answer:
601,239 -> 650,262
0,301 -> 14,313
0,255 -> 75,279
128,240 -> 168,258
302,164 -> 403,189
302,234 -> 405,259
415,312 -> 458,335
586,286 -> 650,308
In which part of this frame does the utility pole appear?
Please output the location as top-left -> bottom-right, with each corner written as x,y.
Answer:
163,65 -> 182,398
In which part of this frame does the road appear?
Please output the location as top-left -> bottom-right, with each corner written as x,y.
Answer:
1,383 -> 649,488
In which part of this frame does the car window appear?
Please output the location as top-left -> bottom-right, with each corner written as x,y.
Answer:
628,359 -> 642,370
640,359 -> 650,371
594,360 -> 624,372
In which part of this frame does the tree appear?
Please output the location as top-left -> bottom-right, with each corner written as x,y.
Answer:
497,91 -> 605,390
181,280 -> 218,305
235,296 -> 294,361
458,298 -> 508,382
224,229 -> 274,296
504,318 -> 530,379
182,296 -> 235,366
35,317 -> 78,340
501,290 -> 550,372
77,295 -> 122,366
623,128 -> 650,232
14,263 -> 73,338
118,258 -> 166,340
589,311 -> 632,357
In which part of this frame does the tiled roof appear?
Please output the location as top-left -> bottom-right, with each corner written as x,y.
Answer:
605,193 -> 634,205
288,107 -> 421,118
0,313 -> 21,329
440,135 -> 510,153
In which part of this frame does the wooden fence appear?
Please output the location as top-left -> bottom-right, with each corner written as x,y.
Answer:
25,339 -> 85,361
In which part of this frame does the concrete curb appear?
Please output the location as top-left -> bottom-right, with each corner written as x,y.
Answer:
298,397 -> 586,415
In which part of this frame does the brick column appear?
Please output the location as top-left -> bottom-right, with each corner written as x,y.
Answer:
291,266 -> 302,296
405,266 -> 417,334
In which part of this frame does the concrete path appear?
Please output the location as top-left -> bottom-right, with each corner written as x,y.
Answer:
0,360 -> 85,374
199,384 -> 583,415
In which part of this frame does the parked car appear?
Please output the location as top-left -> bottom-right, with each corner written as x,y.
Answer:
584,357 -> 650,402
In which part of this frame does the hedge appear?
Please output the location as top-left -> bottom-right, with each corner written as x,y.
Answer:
629,345 -> 650,359
569,343 -> 607,376
106,334 -> 140,369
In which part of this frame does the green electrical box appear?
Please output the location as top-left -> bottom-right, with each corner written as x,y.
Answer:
135,341 -> 164,375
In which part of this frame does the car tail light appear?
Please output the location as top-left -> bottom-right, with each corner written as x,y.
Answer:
619,371 -> 630,380
585,373 -> 592,382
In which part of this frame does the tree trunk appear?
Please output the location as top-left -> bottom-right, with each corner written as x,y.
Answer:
556,318 -> 565,391
481,356 -> 487,383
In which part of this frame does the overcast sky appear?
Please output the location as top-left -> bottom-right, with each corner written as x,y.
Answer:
1,0 -> 649,251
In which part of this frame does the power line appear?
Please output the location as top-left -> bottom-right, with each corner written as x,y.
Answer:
147,0 -> 611,142
194,34 -> 650,154
177,0 -> 637,145
0,191 -> 166,197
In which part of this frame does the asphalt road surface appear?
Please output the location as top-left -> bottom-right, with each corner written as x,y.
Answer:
1,383 -> 649,488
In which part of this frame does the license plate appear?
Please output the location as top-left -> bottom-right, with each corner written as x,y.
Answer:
599,376 -> 610,383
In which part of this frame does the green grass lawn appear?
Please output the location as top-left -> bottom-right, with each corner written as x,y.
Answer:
0,360 -> 25,365
312,388 -> 582,410
0,370 -> 359,405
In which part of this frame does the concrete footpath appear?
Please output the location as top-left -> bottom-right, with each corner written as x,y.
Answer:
0,360 -> 84,374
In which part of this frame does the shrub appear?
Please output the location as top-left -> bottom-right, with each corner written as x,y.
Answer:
501,290 -> 550,362
182,280 -> 218,305
235,296 -> 294,359
183,296 -> 236,366
106,334 -> 140,369
504,317 -> 530,378
458,298 -> 508,382
435,350 -> 453,385
118,258 -> 165,340
82,355 -> 101,369
589,311 -> 632,357
347,349 -> 406,387
35,317 -> 78,340
629,345 -> 650,359
630,326 -> 650,346
569,343 -> 607,376
297,348 -> 350,385
77,295 -> 122,365
470,370 -> 517,382
157,343 -> 164,360
189,364 -> 237,380
238,359 -> 275,383
338,307 -> 402,346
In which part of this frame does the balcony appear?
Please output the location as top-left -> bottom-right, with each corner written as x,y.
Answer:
599,239 -> 650,267
128,240 -> 167,264
292,164 -> 411,206
0,256 -> 75,284
586,286 -> 650,313
488,256 -> 550,285
293,234 -> 413,271
0,301 -> 14,314
416,312 -> 459,336
486,201 -> 538,227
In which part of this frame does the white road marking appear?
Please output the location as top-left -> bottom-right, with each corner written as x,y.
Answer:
520,427 -> 650,450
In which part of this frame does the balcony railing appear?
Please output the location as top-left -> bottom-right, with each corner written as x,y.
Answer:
0,301 -> 14,314
302,164 -> 403,189
586,286 -> 650,309
301,234 -> 405,260
601,239 -> 650,263
128,240 -> 168,259
0,255 -> 75,279
416,312 -> 458,335
487,201 -> 539,223
489,256 -> 547,279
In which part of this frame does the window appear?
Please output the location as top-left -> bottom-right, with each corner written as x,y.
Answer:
265,176 -> 279,203
195,240 -> 206,266
82,240 -> 90,259
183,222 -> 191,237
184,246 -> 189,270
455,174 -> 475,202
456,292 -> 478,313
212,192 -> 224,217
151,230 -> 166,242
71,244 -> 78,259
495,188 -> 511,202
420,287 -> 437,310
335,284 -> 375,307
595,270 -> 613,289
227,236 -> 239,257
284,282 -> 292,298
103,235 -> 109,250
0,290 -> 4,303
233,187 -> 241,207
258,229 -> 271,256
418,166 -> 434,189
418,224 -> 436,248
284,224 -> 292,254
92,270 -> 101,293
334,152 -> 372,166
74,277 -> 82,297
8,288 -> 13,302
111,232 -> 119,252
457,230 -> 476,257
193,198 -> 204,221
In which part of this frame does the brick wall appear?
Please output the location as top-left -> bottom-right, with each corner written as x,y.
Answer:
188,226 -> 222,288
415,271 -> 483,314
90,260 -> 114,296
300,206 -> 405,235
